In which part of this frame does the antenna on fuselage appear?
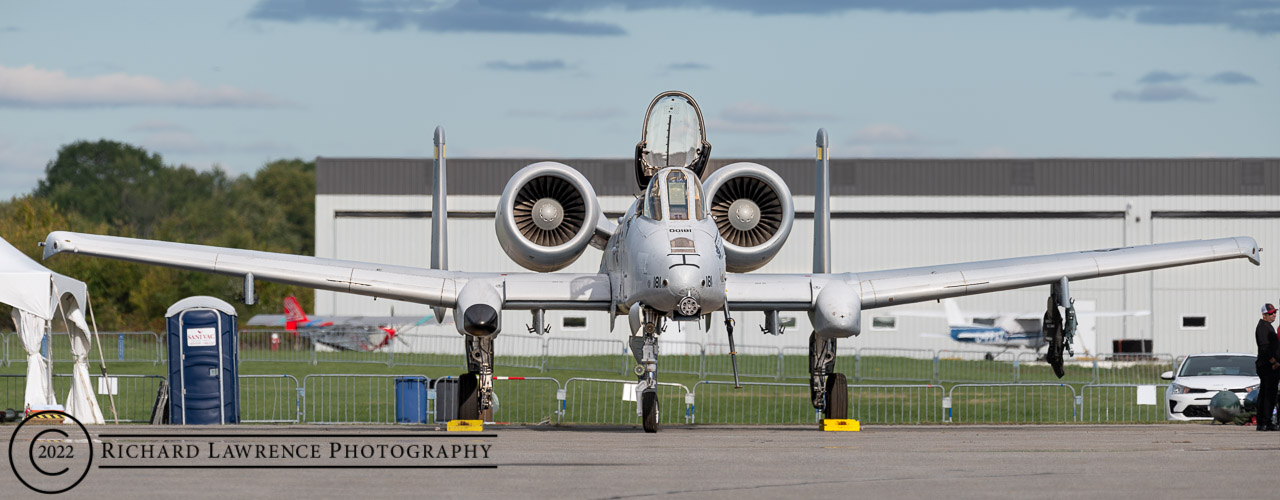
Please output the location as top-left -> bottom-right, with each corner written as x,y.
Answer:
430,126 -> 448,324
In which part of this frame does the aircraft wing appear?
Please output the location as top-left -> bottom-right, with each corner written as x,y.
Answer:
246,314 -> 287,326
727,237 -> 1260,311
42,231 -> 612,310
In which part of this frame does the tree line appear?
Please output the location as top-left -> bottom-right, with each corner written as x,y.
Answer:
1,140 -> 315,331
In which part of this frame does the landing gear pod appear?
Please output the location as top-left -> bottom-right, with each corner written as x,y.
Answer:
635,91 -> 711,190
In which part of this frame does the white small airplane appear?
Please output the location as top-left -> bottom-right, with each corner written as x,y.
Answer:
245,296 -> 449,352
39,91 -> 1262,432
894,298 -> 1149,358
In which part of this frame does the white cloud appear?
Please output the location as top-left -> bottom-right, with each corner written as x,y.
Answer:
720,100 -> 834,122
705,118 -> 791,135
973,146 -> 1017,158
0,65 -> 282,108
136,130 -> 290,156
849,124 -> 921,144
0,139 -> 53,199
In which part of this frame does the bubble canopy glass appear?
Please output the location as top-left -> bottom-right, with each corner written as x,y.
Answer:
634,91 -> 711,189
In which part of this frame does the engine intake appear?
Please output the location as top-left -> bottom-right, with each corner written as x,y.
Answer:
497,162 -> 601,272
703,162 -> 794,272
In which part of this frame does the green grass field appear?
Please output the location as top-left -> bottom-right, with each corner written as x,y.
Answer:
0,350 -> 1179,426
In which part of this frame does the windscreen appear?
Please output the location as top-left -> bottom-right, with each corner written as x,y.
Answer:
1178,355 -> 1257,377
642,95 -> 703,170
666,170 -> 689,220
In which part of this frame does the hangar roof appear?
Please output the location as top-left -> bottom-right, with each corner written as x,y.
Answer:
317,158 -> 1279,197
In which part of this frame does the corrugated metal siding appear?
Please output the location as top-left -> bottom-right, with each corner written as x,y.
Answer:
319,158 -> 1280,196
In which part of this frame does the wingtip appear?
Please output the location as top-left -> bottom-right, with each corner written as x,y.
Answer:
1236,236 -> 1261,266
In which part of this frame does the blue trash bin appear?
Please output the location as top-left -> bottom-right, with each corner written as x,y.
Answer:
395,377 -> 428,423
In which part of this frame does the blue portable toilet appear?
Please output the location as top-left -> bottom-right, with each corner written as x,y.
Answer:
166,296 -> 239,424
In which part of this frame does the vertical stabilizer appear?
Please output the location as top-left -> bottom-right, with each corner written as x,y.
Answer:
431,126 -> 448,324
813,128 -> 830,274
942,299 -> 965,327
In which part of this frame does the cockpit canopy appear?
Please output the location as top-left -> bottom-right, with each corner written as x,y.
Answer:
642,168 -> 706,221
634,91 -> 711,190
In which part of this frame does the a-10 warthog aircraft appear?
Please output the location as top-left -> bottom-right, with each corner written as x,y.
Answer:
42,91 -> 1261,432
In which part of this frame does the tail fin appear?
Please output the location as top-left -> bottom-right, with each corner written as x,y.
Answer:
284,296 -> 308,322
430,126 -> 448,324
942,299 -> 965,327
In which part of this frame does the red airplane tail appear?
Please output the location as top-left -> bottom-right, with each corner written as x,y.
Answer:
284,296 -> 308,331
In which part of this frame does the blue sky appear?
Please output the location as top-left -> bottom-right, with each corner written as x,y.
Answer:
1,1 -> 1277,198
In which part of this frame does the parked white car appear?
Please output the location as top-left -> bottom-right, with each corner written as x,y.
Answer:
1163,353 -> 1259,421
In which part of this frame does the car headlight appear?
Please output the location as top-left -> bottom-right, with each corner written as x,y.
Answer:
1170,383 -> 1190,395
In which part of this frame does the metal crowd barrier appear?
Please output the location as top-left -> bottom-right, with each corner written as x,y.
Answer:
49,373 -> 166,423
561,377 -> 692,426
937,349 -> 1018,383
856,348 -> 937,382
946,383 -> 1078,423
850,384 -> 947,424
1,373 -> 24,410
491,376 -> 563,425
692,381 -> 816,424
548,338 -> 628,374
301,374 -> 430,424
703,343 -> 782,380
240,374 -> 302,423
1079,384 -> 1171,423
238,330 -> 318,364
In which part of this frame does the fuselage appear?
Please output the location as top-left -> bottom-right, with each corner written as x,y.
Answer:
949,324 -> 1045,349
603,167 -> 727,318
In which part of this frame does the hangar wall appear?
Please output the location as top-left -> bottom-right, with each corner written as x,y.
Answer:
315,158 -> 1280,358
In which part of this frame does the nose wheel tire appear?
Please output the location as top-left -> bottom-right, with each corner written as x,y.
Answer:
642,391 -> 660,433
823,373 -> 848,420
458,372 -> 480,421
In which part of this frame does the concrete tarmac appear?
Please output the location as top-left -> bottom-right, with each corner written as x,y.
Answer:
4,423 -> 1279,499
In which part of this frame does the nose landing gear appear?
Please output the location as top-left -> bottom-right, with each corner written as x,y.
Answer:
808,332 -> 847,419
630,314 -> 664,433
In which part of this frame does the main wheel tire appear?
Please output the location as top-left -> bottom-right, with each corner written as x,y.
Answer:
823,373 -> 848,420
642,391 -> 660,433
457,372 -> 480,421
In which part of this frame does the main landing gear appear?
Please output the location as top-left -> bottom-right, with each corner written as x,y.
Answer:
809,332 -> 848,420
629,309 -> 664,433
458,335 -> 494,422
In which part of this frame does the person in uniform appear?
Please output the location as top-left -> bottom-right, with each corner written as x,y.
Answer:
1256,303 -> 1279,431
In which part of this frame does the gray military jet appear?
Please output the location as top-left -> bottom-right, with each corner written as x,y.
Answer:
41,91 -> 1262,432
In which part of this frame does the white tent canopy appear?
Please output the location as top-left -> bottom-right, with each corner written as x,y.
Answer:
1,237 -> 103,423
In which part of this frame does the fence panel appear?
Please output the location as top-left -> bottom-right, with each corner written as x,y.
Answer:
388,333 -> 465,368
50,373 -> 166,423
692,381 -> 816,424
937,350 -> 1017,383
1094,354 -> 1177,385
947,383 -> 1077,423
703,343 -> 782,380
240,374 -> 301,423
547,338 -> 628,374
562,378 -> 690,425
850,385 -> 946,424
239,330 -> 317,364
655,340 -> 704,376
1014,352 -> 1098,384
856,348 -> 936,382
490,376 -> 562,425
302,374 -> 429,424
494,334 -> 545,371
2,332 -> 8,367
1080,384 -> 1171,423
1,374 -> 23,410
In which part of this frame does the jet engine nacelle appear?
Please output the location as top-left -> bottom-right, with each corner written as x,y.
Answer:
456,279 -> 502,337
496,162 -> 602,272
703,162 -> 795,272
809,279 -> 861,339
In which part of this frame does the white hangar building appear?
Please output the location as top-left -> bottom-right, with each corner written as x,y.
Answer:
315,158 -> 1279,358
